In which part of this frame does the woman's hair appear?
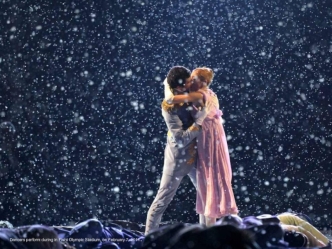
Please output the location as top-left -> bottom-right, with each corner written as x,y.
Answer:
166,66 -> 191,90
191,67 -> 214,86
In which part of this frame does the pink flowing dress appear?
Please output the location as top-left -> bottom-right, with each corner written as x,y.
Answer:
196,89 -> 238,218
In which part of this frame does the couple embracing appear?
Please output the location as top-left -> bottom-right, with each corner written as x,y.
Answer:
145,66 -> 238,235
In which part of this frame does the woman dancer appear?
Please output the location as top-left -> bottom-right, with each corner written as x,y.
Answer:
166,67 -> 238,227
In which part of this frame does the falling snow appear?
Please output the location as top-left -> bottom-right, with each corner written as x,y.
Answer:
0,0 -> 331,229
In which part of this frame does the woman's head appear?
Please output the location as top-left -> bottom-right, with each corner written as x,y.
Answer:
190,67 -> 214,88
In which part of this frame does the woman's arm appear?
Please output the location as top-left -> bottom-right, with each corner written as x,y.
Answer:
171,92 -> 204,104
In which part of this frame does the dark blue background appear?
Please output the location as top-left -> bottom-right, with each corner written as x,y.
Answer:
0,0 -> 331,228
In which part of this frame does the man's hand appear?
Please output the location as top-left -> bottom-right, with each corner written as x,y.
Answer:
194,100 -> 213,126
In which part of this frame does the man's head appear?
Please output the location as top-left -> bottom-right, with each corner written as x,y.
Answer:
166,66 -> 191,94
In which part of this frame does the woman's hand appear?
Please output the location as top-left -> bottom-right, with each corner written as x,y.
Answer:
194,100 -> 213,126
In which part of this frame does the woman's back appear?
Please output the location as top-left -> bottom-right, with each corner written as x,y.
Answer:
199,89 -> 221,120
195,88 -> 238,218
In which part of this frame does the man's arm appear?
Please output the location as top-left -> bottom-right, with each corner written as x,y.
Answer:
160,98 -> 213,148
162,109 -> 201,148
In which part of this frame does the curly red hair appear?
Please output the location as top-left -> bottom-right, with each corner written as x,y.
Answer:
191,67 -> 214,86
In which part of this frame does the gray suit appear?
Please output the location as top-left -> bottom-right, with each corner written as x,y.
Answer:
145,101 -> 202,234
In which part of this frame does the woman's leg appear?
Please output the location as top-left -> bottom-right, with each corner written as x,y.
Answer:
205,216 -> 216,227
199,214 -> 206,225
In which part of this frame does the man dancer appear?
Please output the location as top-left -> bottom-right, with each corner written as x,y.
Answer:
145,66 -> 211,235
